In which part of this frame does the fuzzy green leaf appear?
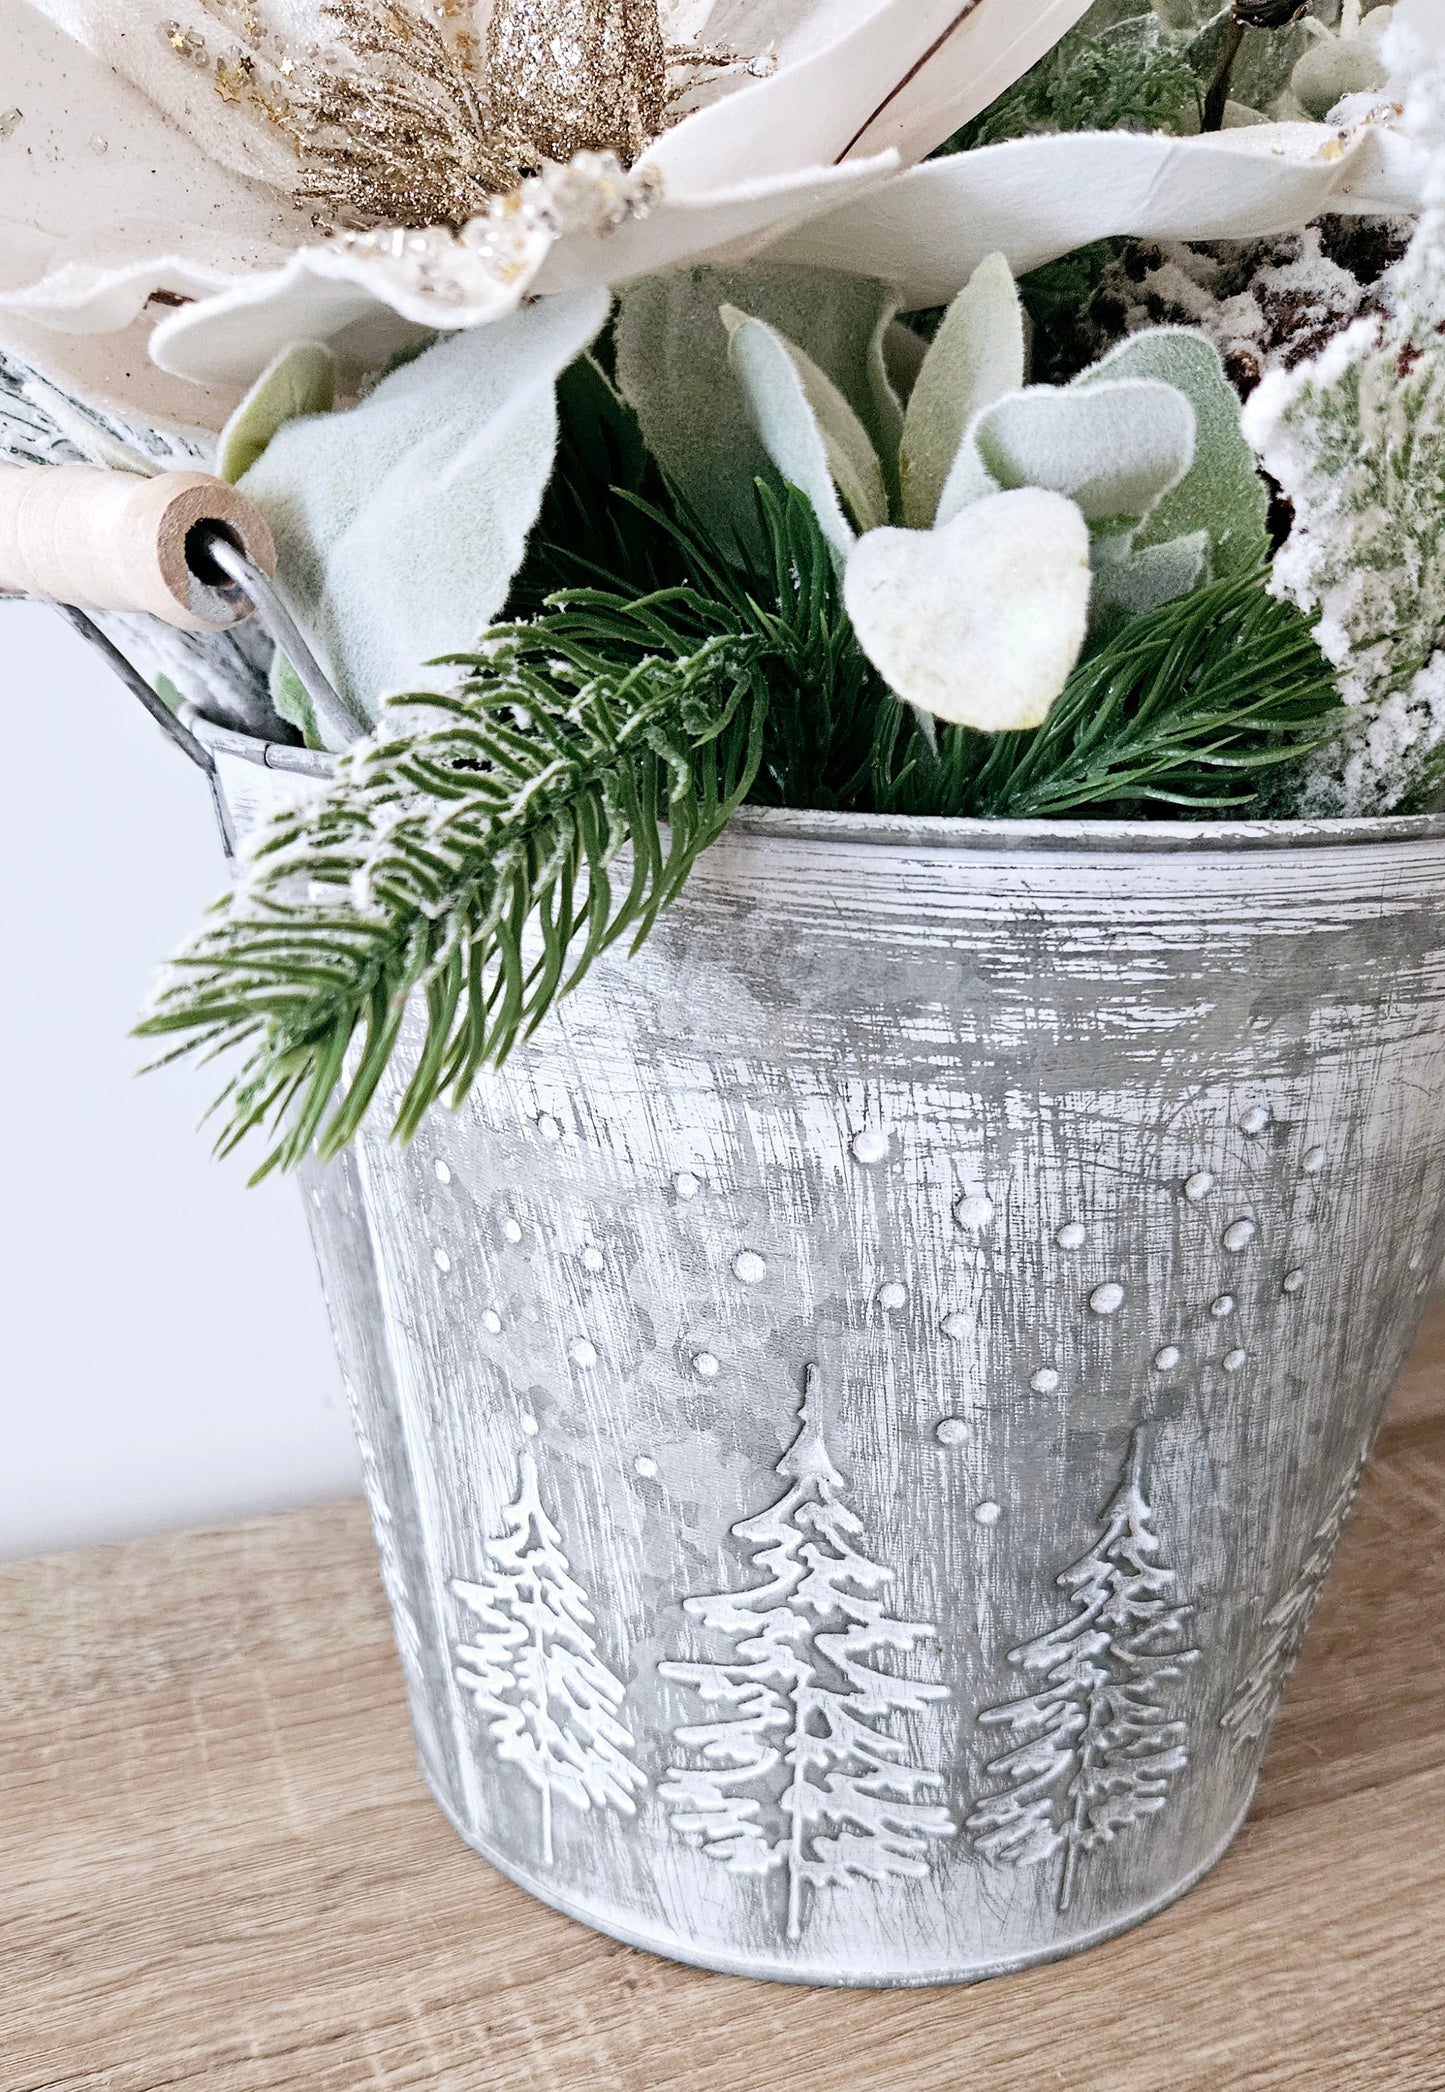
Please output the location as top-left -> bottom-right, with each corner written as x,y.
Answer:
614,264 -> 896,561
1091,528 -> 1212,634
723,307 -> 887,556
900,253 -> 1026,530
955,378 -> 1197,531
218,342 -> 337,486
1077,327 -> 1268,576
238,289 -> 608,725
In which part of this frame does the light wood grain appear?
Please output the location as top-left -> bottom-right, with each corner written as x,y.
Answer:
0,464 -> 274,629
4,1309 -> 1444,2092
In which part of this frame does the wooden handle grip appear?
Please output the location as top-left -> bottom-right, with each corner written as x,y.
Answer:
0,465 -> 277,632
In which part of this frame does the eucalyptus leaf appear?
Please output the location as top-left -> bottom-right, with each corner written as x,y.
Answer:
900,252 -> 1026,530
614,264 -> 896,560
238,287 -> 609,724
724,307 -> 887,558
956,378 -> 1197,531
843,488 -> 1092,731
1076,327 -> 1268,576
218,341 -> 337,485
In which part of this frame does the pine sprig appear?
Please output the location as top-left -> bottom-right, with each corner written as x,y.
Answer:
141,420 -> 1339,1171
138,628 -> 767,1175
874,573 -> 1342,821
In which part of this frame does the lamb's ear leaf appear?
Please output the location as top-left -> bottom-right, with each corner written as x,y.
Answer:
723,308 -> 887,558
1091,528 -> 1213,640
933,429 -> 1001,527
268,650 -> 322,749
967,378 -> 1197,531
843,488 -> 1092,732
218,342 -> 337,485
880,320 -> 929,407
1075,327 -> 1268,575
614,265 -> 895,561
866,303 -> 905,508
239,289 -> 608,723
900,251 -> 1025,530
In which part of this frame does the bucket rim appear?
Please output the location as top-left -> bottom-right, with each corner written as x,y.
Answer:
194,720 -> 1445,858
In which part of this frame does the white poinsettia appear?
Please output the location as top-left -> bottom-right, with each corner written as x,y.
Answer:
1,0 -> 1431,429
1,0 -> 1092,417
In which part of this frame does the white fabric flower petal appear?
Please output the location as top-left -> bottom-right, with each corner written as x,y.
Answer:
3,0 -> 1089,419
0,0 -> 298,420
152,153 -> 900,393
765,121 -> 1433,307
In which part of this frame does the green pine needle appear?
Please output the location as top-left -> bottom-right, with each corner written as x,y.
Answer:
138,627 -> 767,1176
140,407 -> 1341,1170
872,572 -> 1342,821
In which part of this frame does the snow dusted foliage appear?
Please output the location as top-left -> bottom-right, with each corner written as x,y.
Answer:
1221,1455 -> 1365,1745
452,1440 -> 645,1866
1246,2 -> 1445,816
964,1430 -> 1199,1913
659,1370 -> 955,1944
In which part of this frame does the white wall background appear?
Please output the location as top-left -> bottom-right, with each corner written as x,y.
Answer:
0,604 -> 361,1560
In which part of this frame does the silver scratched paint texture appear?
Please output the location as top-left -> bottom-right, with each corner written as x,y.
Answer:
216,738 -> 1445,1986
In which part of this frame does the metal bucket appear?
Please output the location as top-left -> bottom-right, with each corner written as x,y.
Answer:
205,723 -> 1445,1988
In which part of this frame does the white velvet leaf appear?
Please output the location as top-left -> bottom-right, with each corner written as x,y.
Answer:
900,252 -> 1024,530
843,488 -> 1092,730
1074,329 -> 1269,577
238,287 -> 608,724
957,379 -> 1197,530
218,341 -> 337,485
724,310 -> 883,559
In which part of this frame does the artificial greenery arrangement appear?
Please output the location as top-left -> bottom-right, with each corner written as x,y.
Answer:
0,0 -> 1440,1170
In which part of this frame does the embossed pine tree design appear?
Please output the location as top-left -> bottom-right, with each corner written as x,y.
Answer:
659,1370 -> 955,1943
452,1442 -> 645,1865
965,1430 -> 1199,1913
1221,1456 -> 1365,1744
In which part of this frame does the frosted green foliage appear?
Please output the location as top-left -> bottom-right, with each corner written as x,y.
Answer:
942,379 -> 1196,531
843,491 -> 1093,731
218,342 -> 337,486
615,265 -> 896,561
1078,329 -> 1269,576
948,7 -> 1203,149
899,254 -> 1025,530
1246,316 -> 1445,813
239,287 -> 608,726
722,308 -> 887,560
1384,2 -> 1445,341
1243,0 -> 1445,814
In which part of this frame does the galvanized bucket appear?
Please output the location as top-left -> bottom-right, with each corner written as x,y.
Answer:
205,723 -> 1445,1988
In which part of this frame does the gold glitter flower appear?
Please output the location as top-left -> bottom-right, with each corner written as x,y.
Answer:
4,0 -> 1430,430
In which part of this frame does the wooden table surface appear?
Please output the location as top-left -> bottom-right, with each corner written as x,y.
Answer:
5,1315 -> 1445,2092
